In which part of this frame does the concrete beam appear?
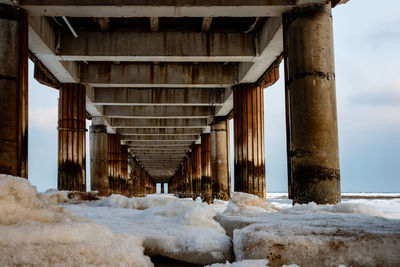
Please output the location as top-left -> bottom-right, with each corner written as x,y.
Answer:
131,148 -> 190,152
103,106 -> 214,118
126,141 -> 193,146
94,88 -> 226,106
110,118 -> 208,128
117,128 -> 201,135
28,15 -> 79,83
80,63 -> 238,88
239,17 -> 283,83
136,155 -> 185,159
59,32 -> 254,62
122,135 -> 198,141
21,0 -> 296,17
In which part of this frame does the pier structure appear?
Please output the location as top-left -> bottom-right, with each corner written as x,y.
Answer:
0,0 -> 347,204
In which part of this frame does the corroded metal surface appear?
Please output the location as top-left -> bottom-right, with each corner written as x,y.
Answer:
58,83 -> 86,191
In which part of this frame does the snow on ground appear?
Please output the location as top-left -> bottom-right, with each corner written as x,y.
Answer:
2,175 -> 400,266
0,175 -> 153,267
65,194 -> 232,265
219,193 -> 400,267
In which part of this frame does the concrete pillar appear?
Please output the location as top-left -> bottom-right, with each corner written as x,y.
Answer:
127,156 -> 134,197
0,5 -> 28,178
139,167 -> 146,197
192,144 -> 201,199
161,183 -> 164,194
90,123 -> 109,196
183,157 -> 190,198
177,165 -> 184,197
120,144 -> 129,196
283,3 -> 340,204
107,134 -> 121,195
233,83 -> 266,199
201,133 -> 212,203
58,83 -> 86,191
210,118 -> 231,200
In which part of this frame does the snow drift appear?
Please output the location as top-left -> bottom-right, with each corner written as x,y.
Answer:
0,175 -> 153,267
228,202 -> 400,267
66,194 -> 233,265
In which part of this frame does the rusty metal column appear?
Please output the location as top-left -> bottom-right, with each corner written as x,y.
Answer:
0,5 -> 28,178
90,122 -> 109,196
192,144 -> 201,199
58,83 -> 86,191
210,118 -> 231,200
283,3 -> 340,204
201,133 -> 212,203
120,144 -> 129,196
233,84 -> 266,199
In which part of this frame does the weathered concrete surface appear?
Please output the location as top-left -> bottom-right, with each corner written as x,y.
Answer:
59,31 -> 255,62
90,124 -> 109,196
233,83 -> 266,199
107,133 -> 121,194
20,0 -> 296,17
210,118 -> 231,201
117,128 -> 202,135
58,83 -> 86,191
80,63 -> 237,88
201,133 -> 212,203
122,135 -> 198,141
94,88 -> 226,106
0,4 -> 28,178
103,106 -> 214,118
110,118 -> 208,128
284,3 -> 340,204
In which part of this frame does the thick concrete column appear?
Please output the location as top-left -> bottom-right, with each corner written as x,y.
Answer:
201,133 -> 212,203
0,5 -> 28,178
90,122 -> 109,196
120,144 -> 129,196
283,3 -> 340,204
192,144 -> 201,199
161,183 -> 164,194
210,118 -> 231,200
233,83 -> 266,199
183,157 -> 190,197
58,83 -> 86,191
108,134 -> 121,195
177,165 -> 184,198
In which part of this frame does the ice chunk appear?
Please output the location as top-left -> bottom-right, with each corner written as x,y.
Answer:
206,259 -> 270,267
232,206 -> 400,267
0,175 -> 153,267
224,192 -> 280,215
67,196 -> 233,265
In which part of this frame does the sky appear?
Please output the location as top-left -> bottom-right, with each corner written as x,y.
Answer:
28,0 -> 400,193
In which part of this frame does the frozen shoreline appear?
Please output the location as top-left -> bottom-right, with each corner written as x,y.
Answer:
2,175 -> 400,267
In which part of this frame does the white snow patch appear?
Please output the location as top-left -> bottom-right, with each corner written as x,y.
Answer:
0,175 -> 153,267
66,196 -> 232,265
224,192 -> 280,215
229,202 -> 400,267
